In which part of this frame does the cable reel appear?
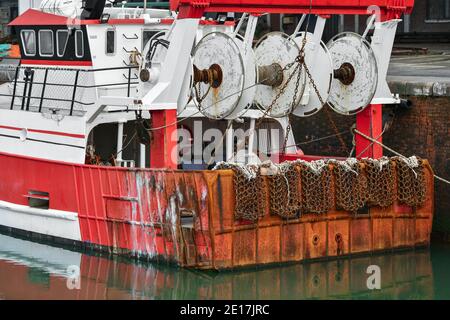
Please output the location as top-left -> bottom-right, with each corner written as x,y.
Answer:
191,31 -> 256,120
326,32 -> 378,115
291,32 -> 333,117
254,32 -> 306,118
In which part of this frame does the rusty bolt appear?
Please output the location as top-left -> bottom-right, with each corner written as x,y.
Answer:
193,64 -> 223,88
334,62 -> 356,85
140,69 -> 150,82
258,63 -> 284,87
312,234 -> 320,246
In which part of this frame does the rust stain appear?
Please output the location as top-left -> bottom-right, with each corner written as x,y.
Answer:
94,160 -> 435,270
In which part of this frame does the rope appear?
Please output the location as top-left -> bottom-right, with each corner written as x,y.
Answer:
324,106 -> 349,154
145,73 -> 276,132
354,129 -> 450,186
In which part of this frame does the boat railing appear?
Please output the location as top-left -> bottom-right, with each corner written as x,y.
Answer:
0,64 -> 140,116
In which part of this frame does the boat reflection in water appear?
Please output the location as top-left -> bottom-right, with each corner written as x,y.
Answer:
0,233 -> 442,300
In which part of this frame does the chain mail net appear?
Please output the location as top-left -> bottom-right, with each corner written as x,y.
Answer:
214,156 -> 428,221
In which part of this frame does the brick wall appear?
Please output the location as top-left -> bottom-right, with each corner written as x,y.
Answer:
292,97 -> 450,238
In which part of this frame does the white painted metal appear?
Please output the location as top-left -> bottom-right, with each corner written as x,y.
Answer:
0,108 -> 86,163
247,118 -> 258,164
327,32 -> 378,115
254,32 -> 306,118
232,14 -> 258,119
87,24 -> 153,98
140,143 -> 146,168
226,120 -> 234,162
192,32 -> 245,119
116,120 -> 125,161
279,116 -> 297,154
0,199 -> 82,241
362,14 -> 377,39
232,13 -> 249,38
290,14 -> 306,40
292,17 -> 333,117
142,19 -> 200,110
370,19 -> 402,105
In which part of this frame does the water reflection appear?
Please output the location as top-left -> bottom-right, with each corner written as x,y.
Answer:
0,233 -> 448,300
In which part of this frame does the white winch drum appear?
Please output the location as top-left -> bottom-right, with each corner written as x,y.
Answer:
326,32 -> 378,115
191,32 -> 246,120
254,32 -> 306,118
292,32 -> 333,117
230,35 -> 257,119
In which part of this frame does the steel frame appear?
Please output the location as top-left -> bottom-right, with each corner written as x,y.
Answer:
146,1 -> 416,166
172,0 -> 414,21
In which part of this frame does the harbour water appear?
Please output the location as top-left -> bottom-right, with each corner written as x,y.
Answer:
0,232 -> 449,300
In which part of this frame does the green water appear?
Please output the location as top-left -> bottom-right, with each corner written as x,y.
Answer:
0,232 -> 449,300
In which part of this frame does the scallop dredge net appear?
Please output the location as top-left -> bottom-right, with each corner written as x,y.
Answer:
214,156 -> 428,221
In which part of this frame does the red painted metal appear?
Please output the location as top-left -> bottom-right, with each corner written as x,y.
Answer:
21,59 -> 93,67
0,125 -> 86,139
355,104 -> 383,159
0,151 -> 434,269
150,110 -> 178,169
172,0 -> 414,20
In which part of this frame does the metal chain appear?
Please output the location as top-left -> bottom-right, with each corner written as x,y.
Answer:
297,34 -> 349,155
393,156 -> 427,208
194,82 -> 212,112
331,160 -> 368,212
281,123 -> 292,154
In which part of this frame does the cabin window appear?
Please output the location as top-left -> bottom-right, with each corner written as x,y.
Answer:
75,30 -> 84,58
106,29 -> 116,54
21,30 -> 36,56
56,30 -> 69,57
39,30 -> 54,57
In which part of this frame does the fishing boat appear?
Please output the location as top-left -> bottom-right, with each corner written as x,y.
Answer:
0,0 -> 434,270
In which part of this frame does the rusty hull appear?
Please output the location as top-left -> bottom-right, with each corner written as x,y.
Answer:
129,161 -> 434,270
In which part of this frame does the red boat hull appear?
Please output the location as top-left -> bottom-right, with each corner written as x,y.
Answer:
0,151 -> 434,270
